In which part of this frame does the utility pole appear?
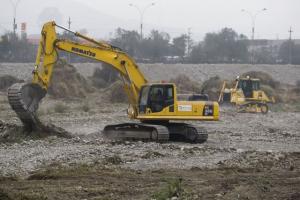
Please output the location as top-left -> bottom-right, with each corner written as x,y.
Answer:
9,0 -> 21,38
288,26 -> 293,64
68,17 -> 71,30
241,8 -> 267,64
68,17 -> 72,63
186,28 -> 192,56
129,2 -> 155,40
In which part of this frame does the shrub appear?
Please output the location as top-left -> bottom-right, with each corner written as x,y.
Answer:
0,75 -> 23,91
170,74 -> 201,93
109,81 -> 127,103
80,102 -> 90,112
152,178 -> 185,200
54,103 -> 69,113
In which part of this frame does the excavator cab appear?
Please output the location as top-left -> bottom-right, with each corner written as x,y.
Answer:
138,84 -> 174,114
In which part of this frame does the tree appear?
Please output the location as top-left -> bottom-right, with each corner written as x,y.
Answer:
141,30 -> 170,62
171,34 -> 187,57
202,28 -> 249,63
255,46 -> 276,64
110,28 -> 140,57
278,40 -> 300,64
189,42 -> 205,63
0,32 -> 36,62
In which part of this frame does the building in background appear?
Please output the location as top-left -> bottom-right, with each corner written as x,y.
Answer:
251,39 -> 300,63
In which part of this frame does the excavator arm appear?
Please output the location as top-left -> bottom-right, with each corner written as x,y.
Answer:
34,21 -> 147,110
8,21 -> 148,130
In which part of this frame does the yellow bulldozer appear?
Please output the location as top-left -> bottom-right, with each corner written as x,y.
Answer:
218,76 -> 275,113
7,21 -> 219,143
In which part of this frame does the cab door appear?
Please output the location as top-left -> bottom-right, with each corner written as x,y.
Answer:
138,84 -> 174,115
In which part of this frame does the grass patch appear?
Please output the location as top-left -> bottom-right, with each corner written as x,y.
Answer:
0,189 -> 12,200
142,151 -> 165,159
103,155 -> 123,165
152,177 -> 187,200
13,192 -> 48,200
28,163 -> 92,180
0,176 -> 19,182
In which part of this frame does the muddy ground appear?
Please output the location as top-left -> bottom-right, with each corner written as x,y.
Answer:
0,63 -> 299,199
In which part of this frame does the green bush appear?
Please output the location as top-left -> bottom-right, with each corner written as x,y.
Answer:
152,178 -> 185,200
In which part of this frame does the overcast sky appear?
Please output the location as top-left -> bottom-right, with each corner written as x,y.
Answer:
0,0 -> 299,41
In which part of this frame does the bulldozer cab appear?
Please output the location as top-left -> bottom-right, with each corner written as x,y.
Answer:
138,84 -> 174,114
237,78 -> 260,98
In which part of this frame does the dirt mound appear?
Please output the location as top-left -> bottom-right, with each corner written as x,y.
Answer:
169,74 -> 201,93
90,63 -> 118,89
0,119 -> 72,143
260,85 -> 277,99
104,81 -> 127,103
89,64 -> 126,103
241,71 -> 300,103
241,71 -> 280,89
0,75 -> 23,91
200,76 -> 224,101
48,60 -> 94,98
293,80 -> 300,94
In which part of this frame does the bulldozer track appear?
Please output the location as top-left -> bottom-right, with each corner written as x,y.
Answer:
237,102 -> 269,114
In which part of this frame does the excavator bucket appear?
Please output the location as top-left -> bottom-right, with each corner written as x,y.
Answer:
7,83 -> 46,130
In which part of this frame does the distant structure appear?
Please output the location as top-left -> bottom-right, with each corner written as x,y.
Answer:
20,22 -> 27,40
251,39 -> 300,63
27,34 -> 40,45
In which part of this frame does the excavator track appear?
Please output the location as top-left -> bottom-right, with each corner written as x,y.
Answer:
102,122 -> 208,143
183,124 -> 208,143
7,83 -> 46,130
102,123 -> 169,142
167,123 -> 208,143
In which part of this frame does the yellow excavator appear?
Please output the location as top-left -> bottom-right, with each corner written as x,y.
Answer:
218,76 -> 274,113
8,21 -> 219,143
